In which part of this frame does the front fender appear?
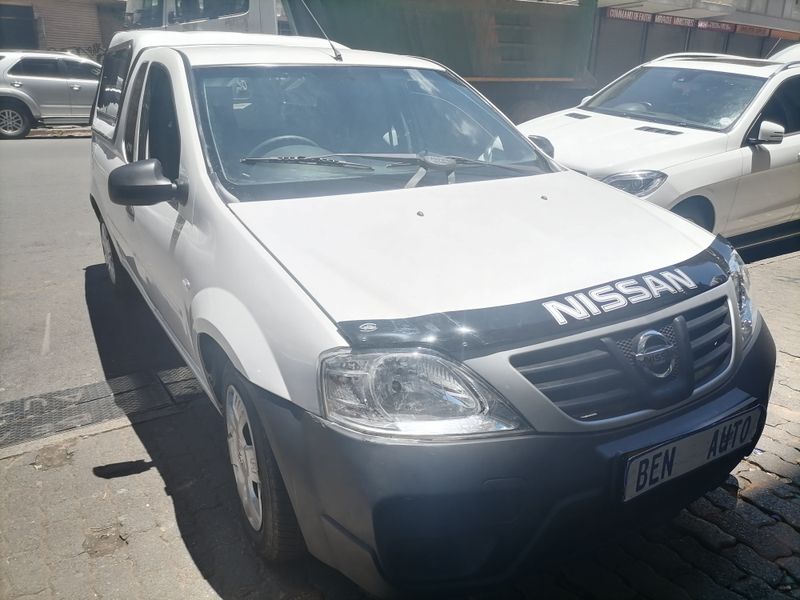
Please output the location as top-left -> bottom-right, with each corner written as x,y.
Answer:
0,88 -> 41,119
191,287 -> 290,400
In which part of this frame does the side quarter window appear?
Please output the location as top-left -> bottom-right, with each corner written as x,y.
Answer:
137,64 -> 181,181
95,45 -> 133,133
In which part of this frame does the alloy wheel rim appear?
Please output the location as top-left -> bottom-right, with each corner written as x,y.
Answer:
100,224 -> 116,284
226,385 -> 263,530
0,109 -> 24,135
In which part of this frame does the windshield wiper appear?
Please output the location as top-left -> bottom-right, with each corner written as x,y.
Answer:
327,153 -> 536,188
240,155 -> 374,170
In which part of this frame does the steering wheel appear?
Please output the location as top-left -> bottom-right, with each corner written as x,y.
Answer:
614,101 -> 653,112
248,135 -> 320,157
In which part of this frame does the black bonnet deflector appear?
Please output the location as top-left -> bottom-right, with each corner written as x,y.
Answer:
337,237 -> 734,360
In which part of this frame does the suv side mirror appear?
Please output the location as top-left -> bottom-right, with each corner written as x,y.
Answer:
528,134 -> 554,158
748,120 -> 784,146
108,159 -> 182,206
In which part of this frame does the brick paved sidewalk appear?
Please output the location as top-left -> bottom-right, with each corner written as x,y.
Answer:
1,251 -> 798,600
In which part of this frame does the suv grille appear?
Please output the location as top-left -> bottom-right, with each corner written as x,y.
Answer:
510,297 -> 733,422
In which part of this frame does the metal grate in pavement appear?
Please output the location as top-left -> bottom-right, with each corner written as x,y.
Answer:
0,369 -> 205,449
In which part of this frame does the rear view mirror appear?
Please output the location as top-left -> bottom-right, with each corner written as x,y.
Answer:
528,135 -> 554,158
748,120 -> 784,146
108,159 -> 182,206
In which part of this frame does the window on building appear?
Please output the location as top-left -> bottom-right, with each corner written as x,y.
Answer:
172,0 -> 248,23
9,58 -> 61,78
95,45 -> 133,129
126,0 -> 164,28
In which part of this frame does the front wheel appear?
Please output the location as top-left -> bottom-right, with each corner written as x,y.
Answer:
0,105 -> 32,139
223,364 -> 305,560
100,222 -> 134,295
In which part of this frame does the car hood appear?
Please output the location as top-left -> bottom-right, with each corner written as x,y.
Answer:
230,171 -> 718,330
518,109 -> 726,178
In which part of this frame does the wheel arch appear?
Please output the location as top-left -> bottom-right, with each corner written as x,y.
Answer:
0,91 -> 40,120
192,287 -> 290,404
670,195 -> 716,232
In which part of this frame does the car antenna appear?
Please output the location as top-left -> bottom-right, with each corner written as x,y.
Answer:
298,0 -> 342,62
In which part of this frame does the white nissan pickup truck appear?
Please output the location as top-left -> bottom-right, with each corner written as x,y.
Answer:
90,31 -> 776,597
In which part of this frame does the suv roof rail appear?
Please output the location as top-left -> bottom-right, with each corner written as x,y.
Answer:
776,60 -> 800,73
651,52 -> 732,62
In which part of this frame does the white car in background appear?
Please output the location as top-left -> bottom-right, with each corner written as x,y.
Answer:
518,49 -> 800,243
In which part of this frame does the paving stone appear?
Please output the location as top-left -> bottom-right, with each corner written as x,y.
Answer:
755,437 -> 800,465
741,485 -> 800,529
780,422 -> 800,439
778,557 -> 800,581
732,576 -> 794,600
666,536 -> 747,587
4,551 -> 51,596
595,543 -> 691,600
748,452 -> 800,483
761,427 -> 800,453
698,507 -> 792,560
673,509 -> 737,551
735,499 -> 781,528
707,487 -> 739,511
765,522 -> 800,554
722,544 -> 784,587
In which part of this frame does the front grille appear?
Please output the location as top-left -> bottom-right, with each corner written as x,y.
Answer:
510,296 -> 733,422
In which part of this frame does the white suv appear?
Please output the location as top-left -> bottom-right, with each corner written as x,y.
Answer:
90,31 -> 775,597
519,50 -> 800,241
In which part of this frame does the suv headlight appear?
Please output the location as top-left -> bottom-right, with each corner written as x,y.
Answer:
728,250 -> 756,345
319,348 -> 527,438
602,171 -> 667,197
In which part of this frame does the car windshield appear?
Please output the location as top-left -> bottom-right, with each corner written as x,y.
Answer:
584,66 -> 766,131
193,65 -> 549,201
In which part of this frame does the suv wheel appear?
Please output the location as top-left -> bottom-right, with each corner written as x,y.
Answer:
223,364 -> 304,560
0,105 -> 32,139
100,222 -> 134,295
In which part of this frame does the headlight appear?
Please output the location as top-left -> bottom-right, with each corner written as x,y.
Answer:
602,170 -> 667,197
728,250 -> 756,345
319,348 -> 527,438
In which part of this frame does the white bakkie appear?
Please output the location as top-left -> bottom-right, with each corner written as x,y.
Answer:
518,49 -> 800,240
91,31 -> 776,597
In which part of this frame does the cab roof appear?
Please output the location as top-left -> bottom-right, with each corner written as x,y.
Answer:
111,30 -> 442,71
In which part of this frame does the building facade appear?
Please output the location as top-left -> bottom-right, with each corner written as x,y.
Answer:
0,0 -> 124,59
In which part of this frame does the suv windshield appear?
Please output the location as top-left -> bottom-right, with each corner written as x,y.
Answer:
584,66 -> 766,131
194,65 -> 549,201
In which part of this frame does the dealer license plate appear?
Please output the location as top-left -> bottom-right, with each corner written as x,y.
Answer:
624,407 -> 761,501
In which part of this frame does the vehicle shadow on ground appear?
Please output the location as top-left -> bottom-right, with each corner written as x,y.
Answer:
83,264 -> 366,600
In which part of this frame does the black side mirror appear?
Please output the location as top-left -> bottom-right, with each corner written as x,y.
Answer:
108,159 -> 183,206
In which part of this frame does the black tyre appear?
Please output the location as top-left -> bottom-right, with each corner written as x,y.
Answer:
0,103 -> 32,139
222,363 -> 305,560
100,222 -> 135,295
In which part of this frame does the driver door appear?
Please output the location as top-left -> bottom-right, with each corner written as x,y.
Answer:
725,75 -> 800,237
128,58 -> 195,352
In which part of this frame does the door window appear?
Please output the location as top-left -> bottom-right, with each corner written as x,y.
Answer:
8,58 -> 61,78
123,63 -> 149,162
63,60 -> 101,80
95,45 -> 133,128
138,64 -> 181,181
758,76 -> 800,135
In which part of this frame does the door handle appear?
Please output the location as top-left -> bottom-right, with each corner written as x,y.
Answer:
11,81 -> 22,88
70,84 -> 81,91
